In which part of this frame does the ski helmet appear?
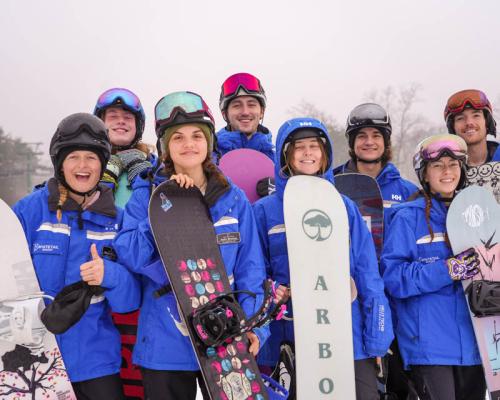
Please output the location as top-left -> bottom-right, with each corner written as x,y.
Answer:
444,89 -> 496,137
281,118 -> 331,172
93,88 -> 146,148
50,113 -> 111,194
154,91 -> 215,153
219,72 -> 267,112
345,103 -> 392,149
412,134 -> 468,194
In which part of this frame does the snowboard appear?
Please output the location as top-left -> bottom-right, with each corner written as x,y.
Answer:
0,198 -> 76,399
218,149 -> 274,203
467,161 -> 500,203
284,175 -> 355,398
447,185 -> 500,399
335,173 -> 384,260
112,311 -> 143,399
148,181 -> 270,400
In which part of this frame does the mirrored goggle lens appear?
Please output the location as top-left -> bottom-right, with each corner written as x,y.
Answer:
221,73 -> 262,97
155,92 -> 208,122
348,104 -> 389,126
421,138 -> 466,160
96,88 -> 141,111
446,89 -> 489,113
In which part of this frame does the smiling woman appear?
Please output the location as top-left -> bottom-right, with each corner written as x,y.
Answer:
12,113 -> 140,399
381,133 -> 486,400
61,150 -> 102,199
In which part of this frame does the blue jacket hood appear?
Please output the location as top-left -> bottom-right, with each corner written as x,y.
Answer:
274,117 -> 334,197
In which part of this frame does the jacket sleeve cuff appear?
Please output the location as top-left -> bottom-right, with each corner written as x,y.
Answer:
101,260 -> 119,289
254,325 -> 270,349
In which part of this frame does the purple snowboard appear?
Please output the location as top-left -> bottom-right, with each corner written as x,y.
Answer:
219,149 -> 274,203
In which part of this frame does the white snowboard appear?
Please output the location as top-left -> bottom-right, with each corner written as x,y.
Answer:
0,198 -> 76,399
284,176 -> 355,399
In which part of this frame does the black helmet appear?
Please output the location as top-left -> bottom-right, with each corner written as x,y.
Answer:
50,113 -> 111,191
93,88 -> 146,149
345,103 -> 392,149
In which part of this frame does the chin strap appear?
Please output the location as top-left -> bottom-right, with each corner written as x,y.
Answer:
356,156 -> 383,164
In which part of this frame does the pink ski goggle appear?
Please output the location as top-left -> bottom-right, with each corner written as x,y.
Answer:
420,135 -> 467,161
220,72 -> 264,98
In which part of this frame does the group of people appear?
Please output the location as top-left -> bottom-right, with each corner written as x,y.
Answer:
11,71 -> 500,400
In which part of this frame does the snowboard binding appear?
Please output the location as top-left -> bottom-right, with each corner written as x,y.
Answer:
466,280 -> 500,317
191,279 -> 287,347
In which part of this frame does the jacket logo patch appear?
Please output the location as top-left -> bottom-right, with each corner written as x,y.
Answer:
216,232 -> 241,245
33,242 -> 61,254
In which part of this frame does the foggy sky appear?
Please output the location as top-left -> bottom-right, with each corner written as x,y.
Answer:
1,0 -> 500,161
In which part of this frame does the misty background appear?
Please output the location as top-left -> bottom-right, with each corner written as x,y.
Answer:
1,0 -> 500,204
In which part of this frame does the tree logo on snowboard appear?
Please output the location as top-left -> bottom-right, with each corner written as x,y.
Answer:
302,209 -> 332,241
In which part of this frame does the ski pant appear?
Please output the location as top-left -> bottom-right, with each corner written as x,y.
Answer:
72,373 -> 125,400
410,364 -> 486,400
386,339 -> 418,400
141,368 -> 210,400
355,358 -> 379,400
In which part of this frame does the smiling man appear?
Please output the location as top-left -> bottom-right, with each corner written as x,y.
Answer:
334,103 -> 417,210
444,89 -> 500,166
334,103 -> 418,400
216,72 -> 275,161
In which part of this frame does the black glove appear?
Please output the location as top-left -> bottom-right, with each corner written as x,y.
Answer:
41,281 -> 105,334
446,247 -> 480,281
257,176 -> 275,197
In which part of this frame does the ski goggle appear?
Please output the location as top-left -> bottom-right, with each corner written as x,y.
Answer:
444,89 -> 492,117
95,88 -> 143,114
347,103 -> 390,128
220,72 -> 265,98
418,134 -> 467,163
155,91 -> 214,128
54,114 -> 108,142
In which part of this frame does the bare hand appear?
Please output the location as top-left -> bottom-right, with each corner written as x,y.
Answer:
247,331 -> 260,356
274,285 -> 291,304
80,244 -> 104,286
170,173 -> 194,188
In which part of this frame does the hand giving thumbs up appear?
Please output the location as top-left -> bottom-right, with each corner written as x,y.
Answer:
80,243 -> 104,286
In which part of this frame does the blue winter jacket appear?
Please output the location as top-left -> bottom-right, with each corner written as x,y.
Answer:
216,125 -> 275,161
333,161 -> 418,211
13,179 -> 141,382
253,118 -> 393,366
381,196 -> 481,369
113,170 -> 270,371
488,140 -> 500,162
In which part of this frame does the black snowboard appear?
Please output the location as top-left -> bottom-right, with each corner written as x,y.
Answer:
148,181 -> 269,400
335,173 -> 384,259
